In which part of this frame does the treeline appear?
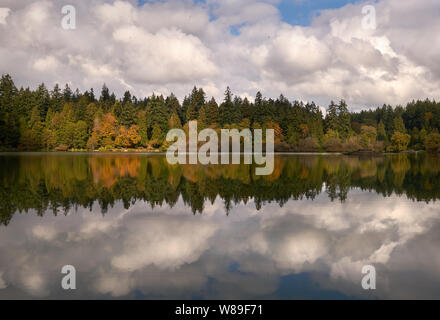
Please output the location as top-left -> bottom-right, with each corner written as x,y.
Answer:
1,74 -> 440,152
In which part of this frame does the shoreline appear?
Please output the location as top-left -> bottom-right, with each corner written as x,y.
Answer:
0,150 -> 426,156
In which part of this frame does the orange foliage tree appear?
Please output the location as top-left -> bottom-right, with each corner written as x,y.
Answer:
116,125 -> 141,148
87,113 -> 118,149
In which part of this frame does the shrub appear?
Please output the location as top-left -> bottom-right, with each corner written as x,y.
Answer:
424,133 -> 440,153
295,137 -> 320,152
372,141 -> 385,152
390,132 -> 411,152
342,136 -> 362,152
275,142 -> 292,152
360,125 -> 377,148
323,138 -> 344,152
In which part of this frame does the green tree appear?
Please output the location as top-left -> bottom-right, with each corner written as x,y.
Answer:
424,133 -> 440,152
150,124 -> 163,147
240,97 -> 253,122
41,128 -> 57,150
220,87 -> 239,125
360,125 -> 377,148
169,112 -> 182,129
50,84 -> 63,113
147,94 -> 169,137
390,132 -> 411,152
119,101 -> 136,127
0,74 -> 19,148
325,101 -> 338,132
337,100 -> 351,139
73,121 -> 88,149
205,97 -> 220,125
198,106 -> 208,130
166,93 -> 181,115
254,91 -> 270,124
377,120 -> 387,142
136,111 -> 148,146
393,116 -> 406,133
186,87 -> 205,121
63,84 -> 72,102
325,100 -> 351,140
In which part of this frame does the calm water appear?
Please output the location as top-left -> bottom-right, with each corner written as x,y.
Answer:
1,152 -> 440,299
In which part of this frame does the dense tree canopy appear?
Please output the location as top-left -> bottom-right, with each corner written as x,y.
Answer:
1,74 -> 440,153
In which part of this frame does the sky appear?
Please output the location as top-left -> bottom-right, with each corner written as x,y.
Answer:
0,0 -> 439,110
137,0 -> 364,26
276,0 -> 363,26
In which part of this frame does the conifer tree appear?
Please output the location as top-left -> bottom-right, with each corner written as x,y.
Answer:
146,94 -> 169,137
198,106 -> 208,130
63,84 -> 72,102
220,87 -> 239,125
169,112 -> 182,129
206,97 -> 220,126
240,97 -> 253,122
136,111 -> 148,146
166,93 -> 181,115
378,120 -> 387,142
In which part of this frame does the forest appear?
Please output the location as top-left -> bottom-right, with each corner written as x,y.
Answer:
1,74 -> 440,153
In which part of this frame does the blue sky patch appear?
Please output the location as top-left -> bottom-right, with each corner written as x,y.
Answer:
278,0 -> 364,26
138,0 -> 364,27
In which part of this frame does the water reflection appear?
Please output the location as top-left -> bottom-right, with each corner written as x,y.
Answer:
1,153 -> 440,299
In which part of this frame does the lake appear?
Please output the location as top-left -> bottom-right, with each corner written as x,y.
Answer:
1,152 -> 440,299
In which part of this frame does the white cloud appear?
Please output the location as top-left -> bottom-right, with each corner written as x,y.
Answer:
112,26 -> 218,84
0,0 -> 439,110
0,8 -> 10,24
33,56 -> 59,72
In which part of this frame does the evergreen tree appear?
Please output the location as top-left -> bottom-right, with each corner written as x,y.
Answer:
166,93 -> 181,115
0,74 -> 19,148
198,106 -> 208,130
378,120 -> 387,142
393,116 -> 406,133
240,97 -> 253,122
136,111 -> 148,146
220,87 -> 239,125
119,101 -> 136,127
337,100 -> 351,139
35,83 -> 51,120
85,102 -> 98,133
180,96 -> 190,124
325,100 -> 351,139
100,84 -> 110,102
122,91 -> 132,105
73,121 -> 88,149
253,91 -> 266,124
169,112 -> 182,129
325,101 -> 338,132
205,97 -> 220,125
150,124 -> 163,147
186,87 -> 205,121
63,84 -> 72,102
146,94 -> 169,138
50,84 -> 63,113
75,95 -> 88,122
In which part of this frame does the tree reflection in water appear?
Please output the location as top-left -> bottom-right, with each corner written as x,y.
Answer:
1,153 -> 440,225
